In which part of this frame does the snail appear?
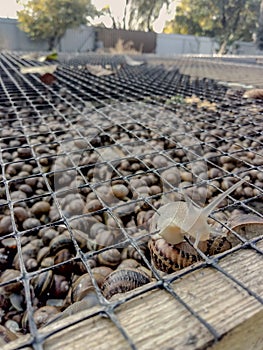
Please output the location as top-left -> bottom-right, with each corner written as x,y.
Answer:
101,268 -> 151,300
151,177 -> 247,248
225,213 -> 263,246
149,235 -> 231,273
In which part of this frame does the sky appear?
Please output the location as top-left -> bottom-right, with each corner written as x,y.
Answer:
0,0 -> 23,18
0,0 -> 178,33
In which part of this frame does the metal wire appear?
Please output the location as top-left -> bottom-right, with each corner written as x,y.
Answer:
0,52 -> 262,349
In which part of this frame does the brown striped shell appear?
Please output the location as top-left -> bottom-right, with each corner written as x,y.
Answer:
148,235 -> 231,273
101,268 -> 150,299
226,214 -> 263,246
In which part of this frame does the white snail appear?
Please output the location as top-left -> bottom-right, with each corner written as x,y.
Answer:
151,177 -> 247,248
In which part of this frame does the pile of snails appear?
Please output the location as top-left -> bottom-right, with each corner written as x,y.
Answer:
0,93 -> 263,345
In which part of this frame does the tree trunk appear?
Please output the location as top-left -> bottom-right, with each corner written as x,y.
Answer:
48,37 -> 56,51
146,4 -> 155,31
217,39 -> 228,55
257,0 -> 263,49
122,0 -> 130,30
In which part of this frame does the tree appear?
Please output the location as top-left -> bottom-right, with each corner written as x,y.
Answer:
128,0 -> 171,31
98,0 -> 171,31
256,0 -> 263,49
164,0 -> 260,54
17,0 -> 97,50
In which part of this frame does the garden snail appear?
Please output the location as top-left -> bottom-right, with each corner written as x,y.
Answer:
101,268 -> 151,300
225,213 -> 263,246
150,177 -> 247,248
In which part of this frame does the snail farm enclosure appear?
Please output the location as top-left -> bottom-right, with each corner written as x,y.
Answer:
0,52 -> 263,350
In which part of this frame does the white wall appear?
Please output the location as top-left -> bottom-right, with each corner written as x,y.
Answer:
156,33 -> 218,55
59,26 -> 95,52
233,41 -> 262,55
0,18 -> 48,51
0,18 -> 94,52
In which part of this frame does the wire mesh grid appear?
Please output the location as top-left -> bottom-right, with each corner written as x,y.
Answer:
0,51 -> 263,349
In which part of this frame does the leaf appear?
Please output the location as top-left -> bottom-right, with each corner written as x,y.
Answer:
243,89 -> 263,99
185,95 -> 217,111
124,55 -> 145,66
20,53 -> 39,60
184,95 -> 201,104
20,52 -> 58,62
20,64 -> 58,75
38,52 -> 58,62
86,64 -> 115,77
40,73 -> 56,85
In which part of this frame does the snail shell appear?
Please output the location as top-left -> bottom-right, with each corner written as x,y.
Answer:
49,233 -> 74,255
101,268 -> 150,300
226,214 -> 263,246
50,274 -> 69,298
71,273 -> 94,303
47,288 -> 99,325
54,249 -> 74,275
33,306 -> 60,328
0,269 -> 22,294
97,248 -> 121,267
37,246 -> 50,265
117,259 -> 141,270
9,293 -> 24,311
0,325 -> 18,345
148,235 -> 231,273
32,270 -> 53,298
121,246 -> 142,261
148,238 -> 201,273
40,228 -> 58,245
72,267 -> 112,302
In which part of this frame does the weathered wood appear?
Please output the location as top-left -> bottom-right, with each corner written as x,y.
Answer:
3,240 -> 263,350
209,308 -> 263,350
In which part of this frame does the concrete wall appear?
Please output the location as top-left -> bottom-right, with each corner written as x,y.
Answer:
233,41 -> 262,55
0,18 -> 48,51
59,26 -> 95,52
0,18 -> 94,52
156,33 -> 218,55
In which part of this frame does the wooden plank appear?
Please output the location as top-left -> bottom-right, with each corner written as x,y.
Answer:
208,308 -> 263,350
3,243 -> 263,350
116,287 -> 214,349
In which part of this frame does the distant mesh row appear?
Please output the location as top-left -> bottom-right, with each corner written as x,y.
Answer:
0,52 -> 262,350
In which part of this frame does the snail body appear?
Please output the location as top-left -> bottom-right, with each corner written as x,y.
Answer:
152,178 -> 246,247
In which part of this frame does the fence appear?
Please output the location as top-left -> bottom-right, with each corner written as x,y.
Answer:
95,27 -> 156,53
156,33 -> 218,55
0,18 -> 49,51
0,18 -> 262,56
0,18 -> 94,52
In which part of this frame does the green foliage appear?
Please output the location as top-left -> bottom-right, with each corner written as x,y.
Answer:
164,0 -> 261,53
17,0 -> 97,49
